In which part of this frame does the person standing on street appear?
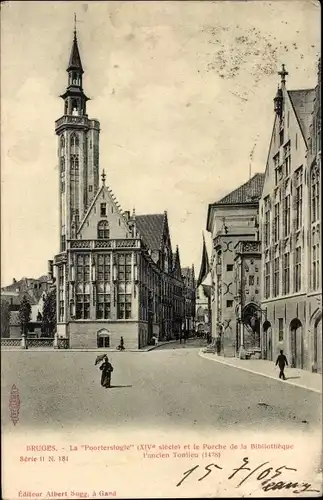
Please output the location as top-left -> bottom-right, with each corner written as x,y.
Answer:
275,349 -> 288,380
100,355 -> 114,388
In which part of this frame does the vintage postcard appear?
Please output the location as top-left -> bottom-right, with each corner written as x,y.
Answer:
1,0 -> 322,498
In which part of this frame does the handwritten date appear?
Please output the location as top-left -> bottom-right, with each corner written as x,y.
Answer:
176,457 -> 320,494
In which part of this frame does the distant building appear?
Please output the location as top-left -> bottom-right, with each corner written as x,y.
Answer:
181,266 -> 196,336
259,63 -> 321,372
206,173 -> 265,356
1,275 -> 51,338
195,285 -> 210,336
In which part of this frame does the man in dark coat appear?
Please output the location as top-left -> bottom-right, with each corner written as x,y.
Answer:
100,356 -> 114,388
275,350 -> 288,380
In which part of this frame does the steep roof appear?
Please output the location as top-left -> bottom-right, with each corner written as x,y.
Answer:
68,33 -> 84,73
214,173 -> 265,206
288,89 -> 315,144
136,214 -> 165,251
1,276 -> 48,303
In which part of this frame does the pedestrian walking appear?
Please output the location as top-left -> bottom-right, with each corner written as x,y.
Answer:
275,349 -> 288,380
117,336 -> 125,351
99,355 -> 114,388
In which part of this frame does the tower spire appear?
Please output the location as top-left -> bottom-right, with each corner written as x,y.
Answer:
67,17 -> 84,74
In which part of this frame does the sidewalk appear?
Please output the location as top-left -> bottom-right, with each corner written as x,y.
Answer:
199,349 -> 322,394
0,340 -> 177,353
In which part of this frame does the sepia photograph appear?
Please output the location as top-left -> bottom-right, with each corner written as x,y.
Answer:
1,0 -> 322,498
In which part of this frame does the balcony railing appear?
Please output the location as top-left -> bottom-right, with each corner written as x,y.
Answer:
67,239 -> 142,250
55,115 -> 90,130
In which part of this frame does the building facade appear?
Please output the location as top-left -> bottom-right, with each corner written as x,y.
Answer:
206,173 -> 265,356
53,30 -> 194,349
259,63 -> 321,372
233,240 -> 262,355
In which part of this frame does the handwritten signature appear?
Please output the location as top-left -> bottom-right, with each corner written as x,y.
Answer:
176,457 -> 321,494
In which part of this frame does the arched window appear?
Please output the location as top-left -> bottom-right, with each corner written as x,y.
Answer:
70,133 -> 79,151
97,221 -> 109,240
71,100 -> 79,116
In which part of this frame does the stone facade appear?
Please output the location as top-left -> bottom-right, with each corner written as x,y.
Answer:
206,174 -> 264,356
259,63 -> 321,372
52,30 -> 195,349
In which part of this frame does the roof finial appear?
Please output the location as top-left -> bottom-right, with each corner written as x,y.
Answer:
101,169 -> 106,185
278,64 -> 288,85
132,208 -> 136,218
74,13 -> 77,38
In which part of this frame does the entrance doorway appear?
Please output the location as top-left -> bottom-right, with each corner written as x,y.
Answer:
289,319 -> 303,368
262,321 -> 272,361
97,329 -> 110,348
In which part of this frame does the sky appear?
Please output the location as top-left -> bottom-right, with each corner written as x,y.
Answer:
1,0 -> 320,286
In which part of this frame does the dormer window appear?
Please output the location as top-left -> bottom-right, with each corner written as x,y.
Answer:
98,221 -> 109,239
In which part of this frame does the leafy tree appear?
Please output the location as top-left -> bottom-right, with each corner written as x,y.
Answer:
1,300 -> 11,338
41,289 -> 56,337
18,295 -> 31,336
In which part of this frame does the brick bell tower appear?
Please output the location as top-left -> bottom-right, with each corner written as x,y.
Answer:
55,23 -> 100,252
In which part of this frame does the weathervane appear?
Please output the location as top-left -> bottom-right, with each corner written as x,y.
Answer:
278,64 -> 288,85
101,169 -> 106,185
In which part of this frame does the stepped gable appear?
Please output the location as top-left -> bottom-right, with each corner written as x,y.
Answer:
135,213 -> 165,251
288,89 -> 315,145
214,173 -> 265,206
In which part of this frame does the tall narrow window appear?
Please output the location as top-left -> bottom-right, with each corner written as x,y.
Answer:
70,133 -> 79,152
311,168 -> 320,223
60,135 -> 65,156
59,267 -> 64,322
97,221 -> 109,239
117,254 -> 132,319
274,204 -> 280,242
295,185 -> 302,230
283,195 -> 290,237
273,257 -> 280,297
294,247 -> 302,293
265,262 -> 270,299
75,254 -> 90,319
264,197 -> 270,247
278,318 -> 284,341
312,244 -> 317,290
96,254 -> 111,319
283,252 -> 290,294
